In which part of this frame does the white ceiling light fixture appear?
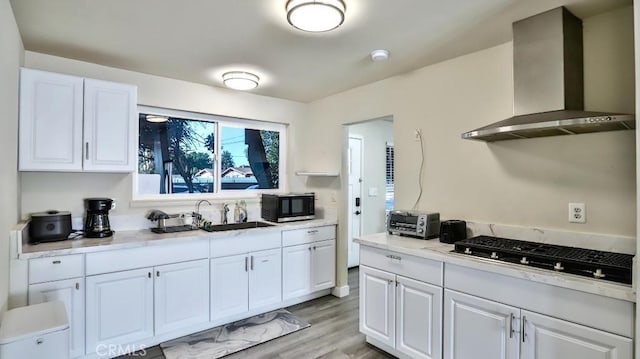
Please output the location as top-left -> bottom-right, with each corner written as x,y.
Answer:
370,49 -> 390,62
146,115 -> 168,123
286,0 -> 346,32
222,71 -> 260,90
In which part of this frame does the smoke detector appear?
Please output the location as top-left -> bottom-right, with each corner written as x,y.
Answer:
370,49 -> 390,62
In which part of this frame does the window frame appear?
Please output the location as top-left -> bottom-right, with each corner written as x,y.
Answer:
133,105 -> 288,202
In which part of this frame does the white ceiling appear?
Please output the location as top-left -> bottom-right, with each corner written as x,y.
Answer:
9,0 -> 632,103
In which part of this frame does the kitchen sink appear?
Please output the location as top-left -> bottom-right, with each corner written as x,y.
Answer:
200,221 -> 275,232
150,225 -> 199,234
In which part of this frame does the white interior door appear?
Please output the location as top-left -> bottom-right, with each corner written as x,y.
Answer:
348,136 -> 363,268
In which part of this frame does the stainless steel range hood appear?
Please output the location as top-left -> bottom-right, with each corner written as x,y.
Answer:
462,7 -> 635,142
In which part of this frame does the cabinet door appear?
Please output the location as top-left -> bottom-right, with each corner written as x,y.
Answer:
29,278 -> 85,358
155,259 -> 210,335
521,310 -> 632,359
83,79 -> 137,172
443,289 -> 519,359
396,275 -> 442,359
210,254 -> 248,321
282,244 -> 312,300
248,248 -> 282,310
85,268 -> 154,354
359,265 -> 395,348
311,239 -> 335,292
19,68 -> 83,171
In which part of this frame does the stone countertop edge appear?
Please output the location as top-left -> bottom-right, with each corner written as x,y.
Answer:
19,219 -> 338,259
355,232 -> 635,303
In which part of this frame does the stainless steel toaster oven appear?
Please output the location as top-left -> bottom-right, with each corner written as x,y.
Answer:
387,210 -> 440,239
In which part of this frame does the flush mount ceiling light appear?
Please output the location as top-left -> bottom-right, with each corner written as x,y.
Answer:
222,71 -> 260,90
370,49 -> 390,62
286,0 -> 346,32
146,115 -> 168,123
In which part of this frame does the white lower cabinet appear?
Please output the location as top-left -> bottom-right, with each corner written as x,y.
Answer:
211,248 -> 282,322
444,289 -> 519,359
86,268 -> 154,355
521,310 -> 633,359
28,278 -> 85,358
444,289 -> 633,359
282,239 -> 335,300
86,260 -> 210,355
154,259 -> 210,335
360,265 -> 442,359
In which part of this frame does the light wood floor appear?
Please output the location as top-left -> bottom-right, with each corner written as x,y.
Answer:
119,267 -> 394,359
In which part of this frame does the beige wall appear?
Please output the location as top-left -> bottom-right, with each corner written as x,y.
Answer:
294,7 -> 636,289
0,0 -> 24,315
348,119 -> 394,235
21,52 -> 308,218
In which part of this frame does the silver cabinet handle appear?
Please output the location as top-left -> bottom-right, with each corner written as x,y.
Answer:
509,313 -> 514,338
307,229 -> 319,234
36,338 -> 43,345
308,247 -> 312,252
250,256 -> 254,270
148,272 -> 151,278
387,279 -> 393,284
385,254 -> 402,261
52,260 -> 61,264
85,142 -> 89,160
521,315 -> 527,342
156,271 -> 160,277
75,282 -> 80,290
313,246 -> 317,250
245,256 -> 249,272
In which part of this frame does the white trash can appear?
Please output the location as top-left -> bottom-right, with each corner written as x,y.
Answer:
0,301 -> 69,359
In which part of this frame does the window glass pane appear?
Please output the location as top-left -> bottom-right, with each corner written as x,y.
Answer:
221,126 -> 280,190
138,113 -> 215,194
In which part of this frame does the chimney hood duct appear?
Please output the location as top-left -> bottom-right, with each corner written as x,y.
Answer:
462,7 -> 634,142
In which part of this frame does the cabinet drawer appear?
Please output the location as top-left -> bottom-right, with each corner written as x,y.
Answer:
360,246 -> 442,286
29,254 -> 84,284
211,231 -> 281,258
282,225 -> 335,247
86,240 -> 209,275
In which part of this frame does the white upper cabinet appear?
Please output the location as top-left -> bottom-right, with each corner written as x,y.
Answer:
83,78 -> 137,172
19,68 -> 137,172
19,69 -> 84,171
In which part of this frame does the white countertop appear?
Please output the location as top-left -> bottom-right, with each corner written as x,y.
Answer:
355,232 -> 635,302
18,219 -> 337,259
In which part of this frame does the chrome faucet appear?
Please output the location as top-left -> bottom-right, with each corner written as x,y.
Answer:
194,200 -> 212,227
221,203 -> 230,224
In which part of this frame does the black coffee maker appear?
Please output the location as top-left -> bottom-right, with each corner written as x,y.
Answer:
84,198 -> 114,238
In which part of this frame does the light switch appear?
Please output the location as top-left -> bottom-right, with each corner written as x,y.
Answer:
368,187 -> 378,197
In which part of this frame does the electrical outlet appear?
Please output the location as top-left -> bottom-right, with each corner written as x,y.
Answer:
568,203 -> 586,223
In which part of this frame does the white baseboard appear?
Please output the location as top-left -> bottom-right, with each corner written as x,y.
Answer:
331,285 -> 349,298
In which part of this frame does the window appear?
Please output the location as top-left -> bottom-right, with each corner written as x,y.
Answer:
135,106 -> 285,199
385,143 -> 394,212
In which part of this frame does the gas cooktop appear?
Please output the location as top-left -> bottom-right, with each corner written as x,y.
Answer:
453,236 -> 633,285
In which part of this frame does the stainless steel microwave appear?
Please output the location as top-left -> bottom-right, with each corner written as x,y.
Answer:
261,193 -> 315,222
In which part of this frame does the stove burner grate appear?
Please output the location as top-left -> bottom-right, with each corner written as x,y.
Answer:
453,236 -> 633,285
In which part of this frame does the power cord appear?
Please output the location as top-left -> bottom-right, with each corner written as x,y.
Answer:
412,129 -> 424,211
